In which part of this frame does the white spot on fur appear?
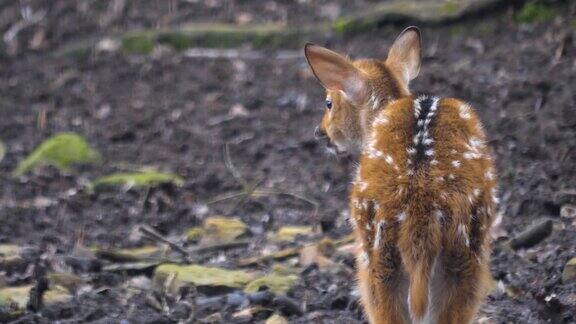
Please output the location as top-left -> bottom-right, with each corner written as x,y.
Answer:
385,154 -> 394,165
434,210 -> 444,221
485,169 -> 494,180
459,103 -> 472,119
423,138 -> 434,145
425,149 -> 435,156
469,137 -> 484,148
359,251 -> 369,267
373,220 -> 386,250
396,212 -> 406,222
407,147 -> 416,155
464,151 -> 482,159
458,224 -> 470,246
357,181 -> 368,192
430,159 -> 439,166
491,187 -> 500,204
448,174 -> 455,179
473,188 -> 481,197
451,160 -> 461,168
374,115 -> 389,125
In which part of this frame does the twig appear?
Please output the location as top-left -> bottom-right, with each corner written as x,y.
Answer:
224,144 -> 249,189
509,219 -> 553,250
139,225 -> 191,262
189,240 -> 251,254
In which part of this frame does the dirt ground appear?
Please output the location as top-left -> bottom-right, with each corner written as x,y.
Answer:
0,0 -> 575,323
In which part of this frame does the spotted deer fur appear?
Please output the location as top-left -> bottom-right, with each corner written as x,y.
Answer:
305,27 -> 497,324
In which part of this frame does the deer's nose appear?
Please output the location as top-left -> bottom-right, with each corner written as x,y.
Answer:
314,126 -> 327,139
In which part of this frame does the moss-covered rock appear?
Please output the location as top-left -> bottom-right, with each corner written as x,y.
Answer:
0,140 -> 5,162
268,226 -> 314,242
154,264 -> 256,293
515,2 -> 554,23
244,273 -> 298,295
186,216 -> 248,244
562,257 -> 576,283
92,170 -> 184,190
12,133 -> 100,176
266,314 -> 289,324
0,285 -> 72,321
122,34 -> 155,54
0,244 -> 26,272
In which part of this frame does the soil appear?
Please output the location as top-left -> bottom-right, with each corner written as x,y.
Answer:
0,0 -> 575,323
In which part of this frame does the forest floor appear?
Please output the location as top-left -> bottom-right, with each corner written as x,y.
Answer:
0,0 -> 575,323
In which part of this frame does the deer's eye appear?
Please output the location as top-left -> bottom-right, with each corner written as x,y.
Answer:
325,99 -> 333,109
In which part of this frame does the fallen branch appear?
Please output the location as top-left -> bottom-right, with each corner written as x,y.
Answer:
509,218 -> 553,250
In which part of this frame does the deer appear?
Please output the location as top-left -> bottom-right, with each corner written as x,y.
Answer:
304,27 -> 498,324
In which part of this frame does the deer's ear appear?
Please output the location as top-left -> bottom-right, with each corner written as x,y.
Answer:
304,43 -> 366,104
385,26 -> 421,87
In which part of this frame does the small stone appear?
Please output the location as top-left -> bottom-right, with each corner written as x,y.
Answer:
273,295 -> 303,316
226,292 -> 249,308
562,257 -> 576,283
266,314 -> 289,324
560,205 -> 576,219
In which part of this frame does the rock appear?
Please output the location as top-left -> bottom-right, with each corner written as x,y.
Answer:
244,274 -> 298,295
187,216 -> 248,244
0,285 -> 72,321
91,171 -> 184,190
273,295 -> 303,316
47,272 -> 86,292
226,292 -> 249,308
299,238 -> 336,269
247,290 -> 274,305
268,226 -> 314,242
170,301 -> 192,321
0,245 -> 27,272
154,264 -> 255,295
12,132 -> 100,176
562,257 -> 576,283
560,205 -> 576,219
266,314 -> 289,324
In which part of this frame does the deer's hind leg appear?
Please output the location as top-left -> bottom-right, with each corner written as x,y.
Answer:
352,199 -> 409,324
436,208 -> 493,324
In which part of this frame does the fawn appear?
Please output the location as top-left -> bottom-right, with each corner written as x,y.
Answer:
304,27 -> 498,323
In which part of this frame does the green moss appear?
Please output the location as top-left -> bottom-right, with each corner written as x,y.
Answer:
442,1 -> 460,16
515,2 -> 554,23
0,140 -> 5,162
244,273 -> 298,295
0,285 -> 71,321
186,216 -> 248,243
122,34 -> 155,54
92,170 -> 184,190
12,133 -> 100,177
268,226 -> 314,242
154,264 -> 255,290
157,32 -> 193,51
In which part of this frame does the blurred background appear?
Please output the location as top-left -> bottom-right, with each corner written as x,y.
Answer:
0,0 -> 574,323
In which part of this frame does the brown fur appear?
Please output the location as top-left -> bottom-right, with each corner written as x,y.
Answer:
305,27 -> 497,324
